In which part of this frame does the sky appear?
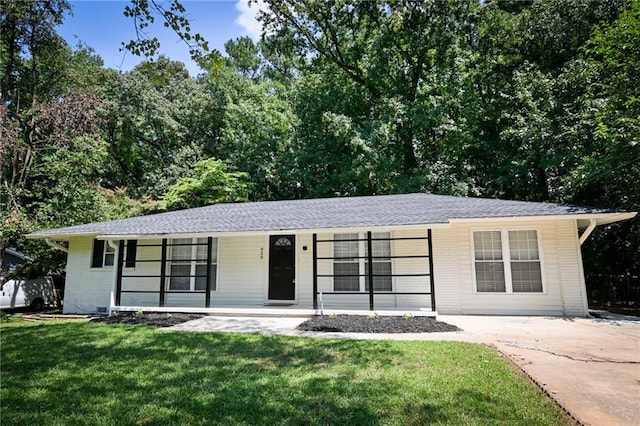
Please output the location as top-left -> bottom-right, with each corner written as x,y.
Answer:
58,0 -> 264,76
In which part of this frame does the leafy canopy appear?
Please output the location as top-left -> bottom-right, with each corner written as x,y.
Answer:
162,159 -> 251,210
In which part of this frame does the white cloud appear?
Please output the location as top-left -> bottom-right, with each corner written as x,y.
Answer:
235,0 -> 265,40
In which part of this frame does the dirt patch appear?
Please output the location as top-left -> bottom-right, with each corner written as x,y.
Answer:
298,315 -> 460,333
90,312 -> 203,327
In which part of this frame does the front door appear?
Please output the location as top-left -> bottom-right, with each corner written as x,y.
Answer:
268,235 -> 295,301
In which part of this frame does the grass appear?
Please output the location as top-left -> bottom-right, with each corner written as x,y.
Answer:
0,318 -> 572,426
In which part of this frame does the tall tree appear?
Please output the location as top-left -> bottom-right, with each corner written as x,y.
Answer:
101,56 -> 219,198
559,2 -> 640,294
0,2 -> 136,276
259,0 -> 477,189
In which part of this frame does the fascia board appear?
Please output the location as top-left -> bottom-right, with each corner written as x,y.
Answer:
448,212 -> 637,226
95,223 -> 452,240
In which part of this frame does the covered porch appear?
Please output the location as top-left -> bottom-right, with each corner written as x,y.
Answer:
109,230 -> 437,315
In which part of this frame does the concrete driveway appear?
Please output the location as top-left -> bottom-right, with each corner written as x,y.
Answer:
438,315 -> 640,426
168,314 -> 640,426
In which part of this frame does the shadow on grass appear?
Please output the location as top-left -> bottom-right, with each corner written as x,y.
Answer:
0,321 -> 570,425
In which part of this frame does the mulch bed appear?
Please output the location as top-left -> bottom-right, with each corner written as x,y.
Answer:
89,312 -> 459,333
90,312 -> 203,327
297,315 -> 460,333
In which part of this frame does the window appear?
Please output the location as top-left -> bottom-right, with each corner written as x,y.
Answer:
508,230 -> 542,292
473,230 -> 543,293
333,232 -> 392,292
91,239 -> 137,268
333,234 -> 359,291
91,240 -> 114,268
168,238 -> 217,292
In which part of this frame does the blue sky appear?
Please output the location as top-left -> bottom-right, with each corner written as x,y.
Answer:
59,1 -> 264,75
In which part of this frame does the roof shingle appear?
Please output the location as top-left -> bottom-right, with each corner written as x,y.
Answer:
28,193 -> 616,238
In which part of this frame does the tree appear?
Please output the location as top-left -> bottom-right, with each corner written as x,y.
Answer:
1,0 -> 73,273
101,56 -> 219,198
0,2 -> 143,278
224,36 -> 261,79
162,158 -> 251,210
559,2 -> 640,297
259,1 -> 477,185
121,0 -> 209,63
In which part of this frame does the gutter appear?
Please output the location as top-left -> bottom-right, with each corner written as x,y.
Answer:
45,238 -> 68,253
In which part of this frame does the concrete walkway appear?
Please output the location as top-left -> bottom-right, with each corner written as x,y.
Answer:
167,314 -> 640,426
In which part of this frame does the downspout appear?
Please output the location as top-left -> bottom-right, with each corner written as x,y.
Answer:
107,240 -> 119,316
45,238 -> 68,253
579,219 -> 597,245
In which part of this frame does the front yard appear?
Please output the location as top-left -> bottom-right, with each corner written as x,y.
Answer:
0,318 -> 572,425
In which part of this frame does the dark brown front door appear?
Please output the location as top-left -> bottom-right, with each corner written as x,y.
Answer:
268,235 -> 295,300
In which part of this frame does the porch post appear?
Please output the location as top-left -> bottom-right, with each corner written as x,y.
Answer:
115,240 -> 125,306
312,234 -> 318,309
427,229 -> 436,312
367,231 -> 374,311
205,236 -> 213,307
159,238 -> 167,307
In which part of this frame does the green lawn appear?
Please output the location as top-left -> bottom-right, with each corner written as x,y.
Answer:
0,318 -> 572,426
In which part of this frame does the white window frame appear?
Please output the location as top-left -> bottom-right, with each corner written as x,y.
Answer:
103,243 -> 115,267
471,228 -> 545,294
90,239 -> 115,269
333,232 -> 394,292
167,237 -> 218,292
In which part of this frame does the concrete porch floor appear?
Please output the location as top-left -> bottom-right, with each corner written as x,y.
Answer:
112,305 -> 438,317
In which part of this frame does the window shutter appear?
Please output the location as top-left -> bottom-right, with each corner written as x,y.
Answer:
126,240 -> 138,267
91,240 -> 104,268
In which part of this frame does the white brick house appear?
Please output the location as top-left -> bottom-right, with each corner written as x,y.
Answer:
28,193 -> 636,316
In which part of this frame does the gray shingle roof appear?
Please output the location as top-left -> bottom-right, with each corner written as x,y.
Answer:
28,193 -> 618,238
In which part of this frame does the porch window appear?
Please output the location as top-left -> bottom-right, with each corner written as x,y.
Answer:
333,234 -> 359,291
333,232 -> 392,292
168,238 -> 218,291
91,239 -> 115,268
473,229 -> 542,293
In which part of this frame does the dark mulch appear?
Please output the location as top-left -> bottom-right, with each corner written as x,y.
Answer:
90,312 -> 203,327
297,315 -> 460,333
589,304 -> 640,317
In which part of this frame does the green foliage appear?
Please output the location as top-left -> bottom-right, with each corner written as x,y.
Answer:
122,0 -> 212,64
0,3 -> 145,275
224,36 -> 261,78
261,0 -> 479,195
1,0 -> 638,302
162,158 -> 251,210
0,320 -> 572,425
560,2 -> 640,283
101,56 -> 221,198
220,79 -> 297,200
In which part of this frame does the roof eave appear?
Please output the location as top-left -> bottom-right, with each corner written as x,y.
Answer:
449,212 -> 637,226
91,222 -> 453,240
26,232 -> 101,241
26,212 -> 637,241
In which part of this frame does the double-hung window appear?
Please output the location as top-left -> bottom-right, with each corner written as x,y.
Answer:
333,232 -> 392,292
91,240 -> 115,268
473,229 -> 543,293
168,238 -> 218,292
91,239 -> 137,268
333,234 -> 360,291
